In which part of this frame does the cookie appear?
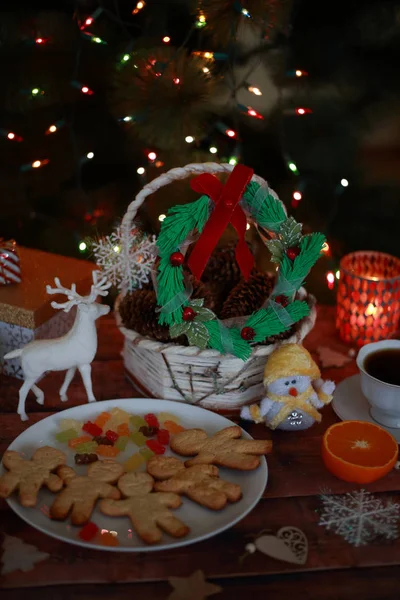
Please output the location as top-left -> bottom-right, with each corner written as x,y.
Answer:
0,446 -> 67,507
170,426 -> 272,470
100,471 -> 190,544
50,460 -> 124,525
147,456 -> 242,510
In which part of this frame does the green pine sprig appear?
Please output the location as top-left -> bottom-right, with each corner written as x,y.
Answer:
244,301 -> 310,343
280,232 -> 326,289
242,181 -> 286,232
204,320 -> 252,361
157,257 -> 185,325
157,195 -> 210,256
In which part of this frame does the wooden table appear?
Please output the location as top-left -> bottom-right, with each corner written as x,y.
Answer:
1,306 -> 400,599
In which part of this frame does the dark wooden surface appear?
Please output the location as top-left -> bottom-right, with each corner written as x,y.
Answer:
1,306 -> 400,599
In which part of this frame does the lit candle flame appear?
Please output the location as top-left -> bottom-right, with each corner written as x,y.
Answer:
365,303 -> 377,316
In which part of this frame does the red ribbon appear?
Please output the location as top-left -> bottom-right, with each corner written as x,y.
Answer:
187,164 -> 255,281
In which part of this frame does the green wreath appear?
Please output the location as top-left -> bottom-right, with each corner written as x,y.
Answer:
156,181 -> 325,360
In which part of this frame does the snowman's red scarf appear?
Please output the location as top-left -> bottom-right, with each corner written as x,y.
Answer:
266,386 -> 322,430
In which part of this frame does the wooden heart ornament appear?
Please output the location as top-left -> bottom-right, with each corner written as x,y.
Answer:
247,526 -> 308,565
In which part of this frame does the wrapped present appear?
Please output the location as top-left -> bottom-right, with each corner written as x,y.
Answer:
0,247 -> 95,378
0,239 -> 21,284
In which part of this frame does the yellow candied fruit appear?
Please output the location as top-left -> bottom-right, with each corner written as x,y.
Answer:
59,418 -> 84,431
124,453 -> 145,472
158,412 -> 181,425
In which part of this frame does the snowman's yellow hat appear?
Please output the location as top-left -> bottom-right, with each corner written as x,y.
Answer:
263,343 -> 320,386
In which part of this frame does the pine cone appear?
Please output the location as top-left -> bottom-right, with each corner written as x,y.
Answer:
220,272 -> 275,320
202,245 -> 243,314
119,279 -> 216,344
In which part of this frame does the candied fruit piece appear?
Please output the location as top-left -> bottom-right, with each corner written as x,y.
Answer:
139,447 -> 155,462
94,412 -> 111,429
109,407 -> 130,425
99,531 -> 119,547
59,418 -> 83,431
75,453 -> 98,465
163,421 -> 185,435
55,428 -> 78,443
130,431 -> 147,447
115,436 -> 129,451
105,430 -> 119,443
82,421 -> 102,437
158,412 -> 181,425
117,423 -> 130,437
130,415 -> 146,429
68,435 -> 92,448
96,444 -> 120,457
145,439 -> 165,455
124,452 -> 145,472
75,441 -> 98,454
79,522 -> 99,541
157,429 -> 170,445
144,413 -> 159,428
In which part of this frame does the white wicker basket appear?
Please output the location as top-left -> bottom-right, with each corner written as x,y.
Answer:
116,162 -> 317,411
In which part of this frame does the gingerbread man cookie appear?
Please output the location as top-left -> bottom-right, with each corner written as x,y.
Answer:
0,446 -> 67,507
50,459 -> 124,525
170,426 -> 272,470
147,456 -> 242,510
100,471 -> 190,544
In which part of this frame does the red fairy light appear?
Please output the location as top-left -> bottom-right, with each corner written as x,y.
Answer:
226,129 -> 236,138
296,107 -> 312,115
326,271 -> 335,290
81,86 -> 94,95
173,78 -> 180,84
148,151 -> 157,161
247,107 -> 264,120
35,38 -> 44,44
85,17 -> 93,26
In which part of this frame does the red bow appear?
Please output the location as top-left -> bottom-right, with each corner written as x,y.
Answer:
187,164 -> 255,281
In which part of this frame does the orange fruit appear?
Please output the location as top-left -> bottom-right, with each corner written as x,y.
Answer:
322,420 -> 399,484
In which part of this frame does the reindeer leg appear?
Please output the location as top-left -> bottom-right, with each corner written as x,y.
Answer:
31,384 -> 45,405
79,364 -> 96,403
59,368 -> 76,402
17,378 -> 36,421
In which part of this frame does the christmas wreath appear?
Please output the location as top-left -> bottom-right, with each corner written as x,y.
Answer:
156,164 -> 325,360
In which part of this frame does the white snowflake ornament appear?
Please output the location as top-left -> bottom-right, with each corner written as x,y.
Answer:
319,490 -> 400,547
92,225 -> 157,292
1,535 -> 49,575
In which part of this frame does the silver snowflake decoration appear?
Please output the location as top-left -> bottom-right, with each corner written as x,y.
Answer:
92,226 -> 157,292
319,490 -> 399,547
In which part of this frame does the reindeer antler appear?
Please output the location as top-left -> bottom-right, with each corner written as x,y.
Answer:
87,270 -> 111,303
46,277 -> 84,313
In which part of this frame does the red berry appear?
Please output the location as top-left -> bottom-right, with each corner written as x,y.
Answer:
144,413 -> 160,428
182,307 -> 196,321
79,522 -> 99,541
157,429 -> 170,445
286,246 -> 300,260
105,430 -> 119,443
82,421 -> 102,437
170,251 -> 184,266
146,439 -> 166,455
274,294 -> 289,307
241,326 -> 255,341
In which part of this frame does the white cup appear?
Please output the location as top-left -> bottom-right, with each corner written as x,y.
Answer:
357,340 -> 400,428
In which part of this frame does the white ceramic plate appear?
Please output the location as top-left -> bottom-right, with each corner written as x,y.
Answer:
332,374 -> 400,443
2,399 -> 268,552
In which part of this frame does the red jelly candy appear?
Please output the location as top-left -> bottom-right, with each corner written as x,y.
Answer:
144,413 -> 159,428
82,421 -> 102,437
78,522 -> 99,541
105,430 -> 119,443
157,429 -> 170,445
146,439 -> 165,455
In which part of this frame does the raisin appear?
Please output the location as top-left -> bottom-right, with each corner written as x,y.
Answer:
93,435 -> 113,446
139,425 -> 158,437
74,453 -> 98,465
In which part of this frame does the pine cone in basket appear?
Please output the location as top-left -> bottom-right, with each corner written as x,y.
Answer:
202,245 -> 243,314
220,272 -> 275,320
119,279 -> 215,344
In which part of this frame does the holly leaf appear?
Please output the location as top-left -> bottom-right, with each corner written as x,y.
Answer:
279,217 -> 303,248
195,307 -> 216,322
190,298 -> 204,308
170,322 -> 191,338
186,322 -> 210,349
266,239 -> 283,263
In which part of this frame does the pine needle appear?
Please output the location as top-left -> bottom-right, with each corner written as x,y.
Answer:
157,259 -> 185,325
157,195 -> 210,257
243,181 -> 286,231
205,321 -> 252,361
280,233 -> 326,289
245,301 -> 310,343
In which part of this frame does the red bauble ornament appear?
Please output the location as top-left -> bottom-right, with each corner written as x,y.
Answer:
241,326 -> 255,341
274,294 -> 289,307
170,251 -> 184,266
182,307 -> 196,321
286,246 -> 300,261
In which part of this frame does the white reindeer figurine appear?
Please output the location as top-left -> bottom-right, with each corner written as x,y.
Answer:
4,271 -> 111,421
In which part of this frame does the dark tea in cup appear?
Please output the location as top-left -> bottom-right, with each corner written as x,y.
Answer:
363,348 -> 400,386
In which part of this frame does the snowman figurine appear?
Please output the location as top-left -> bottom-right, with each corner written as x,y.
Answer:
241,344 -> 335,431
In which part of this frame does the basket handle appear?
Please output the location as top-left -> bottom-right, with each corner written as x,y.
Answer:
121,161 -> 284,236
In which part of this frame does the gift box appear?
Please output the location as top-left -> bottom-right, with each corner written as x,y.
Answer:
0,246 -> 95,378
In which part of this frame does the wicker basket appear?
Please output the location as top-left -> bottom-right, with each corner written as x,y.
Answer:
116,162 -> 317,411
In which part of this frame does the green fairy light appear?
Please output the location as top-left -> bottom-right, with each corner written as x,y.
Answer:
122,54 -> 130,63
288,161 -> 298,174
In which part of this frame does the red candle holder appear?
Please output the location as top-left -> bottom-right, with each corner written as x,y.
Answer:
336,251 -> 400,346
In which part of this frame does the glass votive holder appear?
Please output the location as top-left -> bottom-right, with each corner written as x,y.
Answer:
336,251 -> 400,346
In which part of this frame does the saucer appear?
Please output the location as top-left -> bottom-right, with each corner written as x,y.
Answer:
332,374 -> 400,443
